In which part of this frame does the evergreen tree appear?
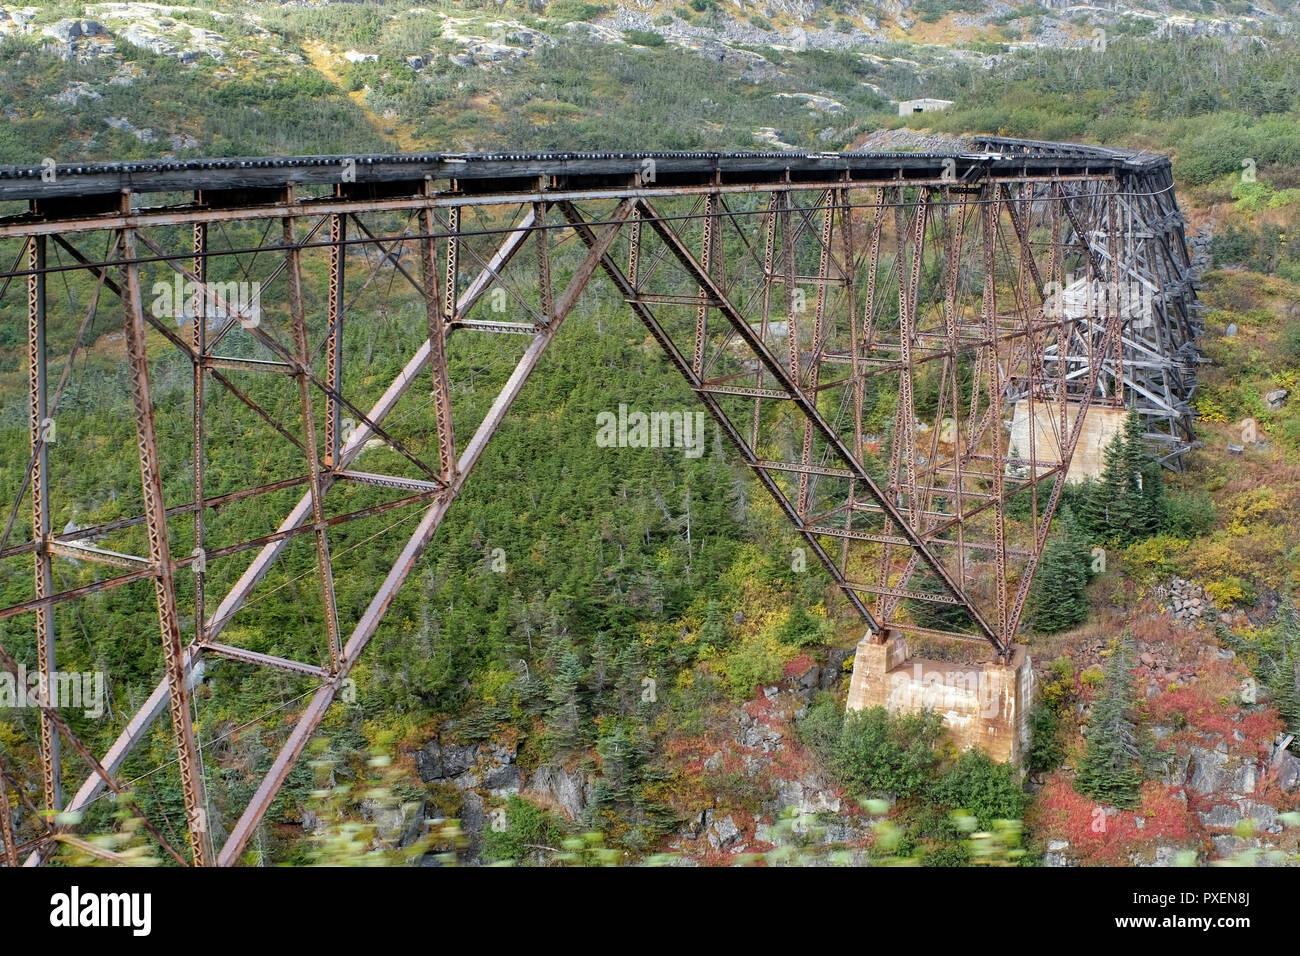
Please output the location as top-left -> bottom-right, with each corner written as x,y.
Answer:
1027,536 -> 1090,633
587,723 -> 642,814
1082,410 -> 1164,544
699,600 -> 729,650
546,648 -> 587,753
1262,600 -> 1300,751
1026,503 -> 1092,633
587,630 -> 615,697
1075,631 -> 1145,808
613,638 -> 650,715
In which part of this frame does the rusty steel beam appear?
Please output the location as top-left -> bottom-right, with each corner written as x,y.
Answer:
0,754 -> 20,867
121,228 -> 214,866
26,234 -> 60,817
283,214 -> 344,672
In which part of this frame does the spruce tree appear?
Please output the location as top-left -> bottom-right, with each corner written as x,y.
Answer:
546,648 -> 586,752
1263,601 -> 1300,750
699,600 -> 728,650
1075,631 -> 1145,808
1026,533 -> 1090,633
1083,409 -> 1164,545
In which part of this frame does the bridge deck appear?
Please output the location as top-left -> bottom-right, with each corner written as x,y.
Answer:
0,142 -> 1170,209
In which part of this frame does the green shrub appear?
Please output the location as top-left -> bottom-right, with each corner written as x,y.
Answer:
545,0 -> 608,22
1161,488 -> 1217,538
832,707 -> 946,799
719,633 -> 795,701
1281,314 -> 1300,364
1027,701 -> 1064,772
798,693 -> 845,759
928,750 -> 1028,828
776,601 -> 832,647
800,700 -> 946,799
623,29 -> 665,47
483,795 -> 567,863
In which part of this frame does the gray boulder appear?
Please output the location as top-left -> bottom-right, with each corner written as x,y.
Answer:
374,799 -> 427,847
1237,800 -> 1279,831
1271,748 -> 1300,791
43,19 -> 83,42
416,740 -> 478,782
1198,803 -> 1243,828
707,813 -> 741,850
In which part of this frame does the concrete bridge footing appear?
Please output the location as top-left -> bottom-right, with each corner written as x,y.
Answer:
845,631 -> 1034,764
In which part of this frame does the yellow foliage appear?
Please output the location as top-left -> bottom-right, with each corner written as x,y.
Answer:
1226,487 -> 1281,534
473,667 -> 517,706
1184,536 -> 1252,581
1203,578 -> 1247,607
1195,398 -> 1232,424
1123,533 -> 1189,583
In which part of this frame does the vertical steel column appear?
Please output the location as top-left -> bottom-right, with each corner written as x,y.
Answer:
876,188 -> 910,615
753,193 -> 779,451
628,208 -> 640,289
27,233 -> 60,817
782,190 -> 799,390
902,191 -> 927,526
536,200 -> 553,325
1109,179 -> 1124,405
0,752 -> 19,866
444,206 -> 460,329
120,227 -> 213,865
842,186 -> 860,572
982,190 -> 1009,656
693,193 -> 716,378
284,216 -> 344,673
420,202 -> 457,481
1017,185 -> 1040,538
191,223 -> 207,641
798,191 -> 835,518
325,213 -> 346,467
941,188 -> 968,589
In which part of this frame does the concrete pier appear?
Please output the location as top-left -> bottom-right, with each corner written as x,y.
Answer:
845,631 -> 1034,764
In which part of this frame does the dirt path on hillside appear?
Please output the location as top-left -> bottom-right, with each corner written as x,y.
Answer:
302,40 -> 423,153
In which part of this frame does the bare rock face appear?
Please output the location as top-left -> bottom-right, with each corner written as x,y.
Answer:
523,765 -> 595,822
1185,746 -> 1232,794
416,740 -> 478,782
370,799 -> 428,848
1271,747 -> 1300,792
706,813 -> 741,850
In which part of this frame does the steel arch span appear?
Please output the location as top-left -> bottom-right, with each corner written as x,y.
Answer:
0,140 -> 1200,866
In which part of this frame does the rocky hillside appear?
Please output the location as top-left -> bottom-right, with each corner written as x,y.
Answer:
1,0 -> 1296,161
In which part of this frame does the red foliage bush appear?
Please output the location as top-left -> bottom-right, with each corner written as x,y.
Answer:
783,653 -> 817,680
1032,774 -> 1200,865
1145,684 -> 1282,759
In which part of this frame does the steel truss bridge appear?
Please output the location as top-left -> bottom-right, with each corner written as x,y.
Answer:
0,137 -> 1198,866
